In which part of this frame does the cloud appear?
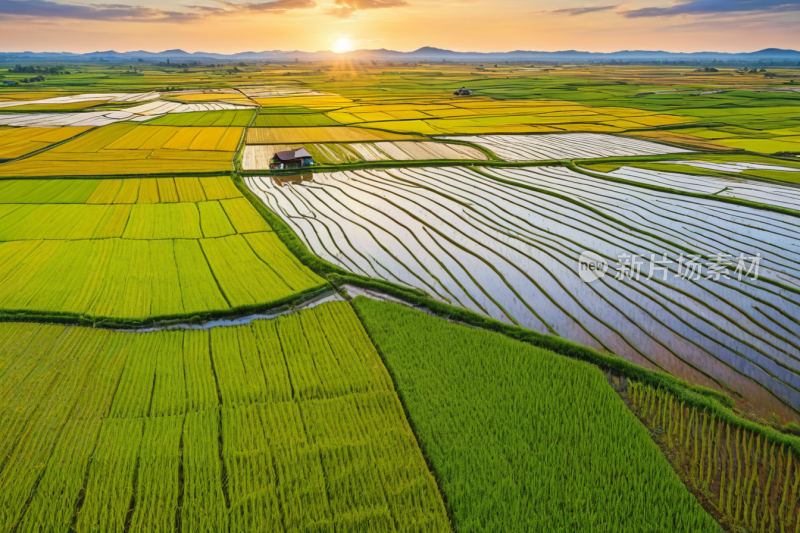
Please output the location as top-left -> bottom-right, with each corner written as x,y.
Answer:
552,4 -> 618,16
183,4 -> 227,13
0,0 -> 316,22
0,0 -> 201,21
326,0 -> 407,18
215,0 -> 316,12
621,0 -> 800,17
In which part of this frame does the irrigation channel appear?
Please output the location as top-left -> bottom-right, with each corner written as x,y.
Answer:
247,165 -> 800,421
121,290 -> 343,332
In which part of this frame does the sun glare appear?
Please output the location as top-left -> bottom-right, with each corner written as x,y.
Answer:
333,38 -> 354,53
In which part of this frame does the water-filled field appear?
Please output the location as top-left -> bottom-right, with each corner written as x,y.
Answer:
248,166 -> 800,418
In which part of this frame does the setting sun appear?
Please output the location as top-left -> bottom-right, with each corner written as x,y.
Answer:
332,37 -> 354,53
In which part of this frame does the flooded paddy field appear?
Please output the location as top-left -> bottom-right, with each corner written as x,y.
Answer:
248,167 -> 800,419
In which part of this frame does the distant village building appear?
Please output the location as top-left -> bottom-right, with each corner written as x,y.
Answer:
453,87 -> 473,96
270,148 -> 314,170
2,80 -> 18,86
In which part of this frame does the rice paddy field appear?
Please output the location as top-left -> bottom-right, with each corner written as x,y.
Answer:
443,132 -> 690,160
1,61 -> 800,533
0,302 -> 450,532
246,165 -> 800,420
353,297 -> 720,532
600,165 -> 800,210
0,126 -> 92,159
0,175 -> 326,322
0,123 -> 243,176
242,140 -> 487,169
245,126 -> 419,144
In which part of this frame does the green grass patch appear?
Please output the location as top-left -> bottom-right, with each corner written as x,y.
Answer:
745,169 -> 800,184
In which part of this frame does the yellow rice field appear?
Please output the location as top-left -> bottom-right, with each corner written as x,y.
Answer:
0,101 -> 108,112
625,131 -> 738,151
83,177 -> 240,204
246,126 -> 419,144
254,95 -> 354,108
316,99 -> 691,136
169,93 -> 251,101
82,124 -> 244,152
0,123 -> 240,176
0,126 -> 92,159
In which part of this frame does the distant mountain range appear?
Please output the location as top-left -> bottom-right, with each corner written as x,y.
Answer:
2,47 -> 800,63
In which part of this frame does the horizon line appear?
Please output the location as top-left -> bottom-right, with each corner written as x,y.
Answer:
1,46 -> 797,56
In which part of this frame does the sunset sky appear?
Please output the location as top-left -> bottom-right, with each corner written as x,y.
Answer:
1,0 -> 799,54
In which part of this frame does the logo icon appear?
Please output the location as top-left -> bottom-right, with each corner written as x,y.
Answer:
579,251 -> 608,283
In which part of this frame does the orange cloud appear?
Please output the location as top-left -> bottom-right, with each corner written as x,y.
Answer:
326,0 -> 408,18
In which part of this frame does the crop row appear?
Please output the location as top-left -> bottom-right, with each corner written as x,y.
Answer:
0,197 -> 270,240
0,178 -> 102,204
83,176 -> 243,204
0,176 -> 322,321
0,126 -> 92,159
127,100 -> 252,117
0,150 -> 235,177
0,91 -> 160,109
146,110 -> 255,127
252,113 -> 340,127
0,301 -> 448,532
0,111 -> 131,128
630,382 -> 800,533
602,165 -> 800,211
245,126 -> 417,145
0,231 -> 324,321
85,125 -> 243,152
0,123 -> 242,177
0,103 -> 247,128
318,97 -> 692,136
442,132 -> 690,161
241,141 -> 486,169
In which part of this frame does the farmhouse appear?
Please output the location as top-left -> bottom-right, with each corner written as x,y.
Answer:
269,147 -> 314,169
453,87 -> 473,96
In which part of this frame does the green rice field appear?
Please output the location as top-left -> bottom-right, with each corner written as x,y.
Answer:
353,297 -> 721,532
0,302 -> 449,532
0,176 -> 326,323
